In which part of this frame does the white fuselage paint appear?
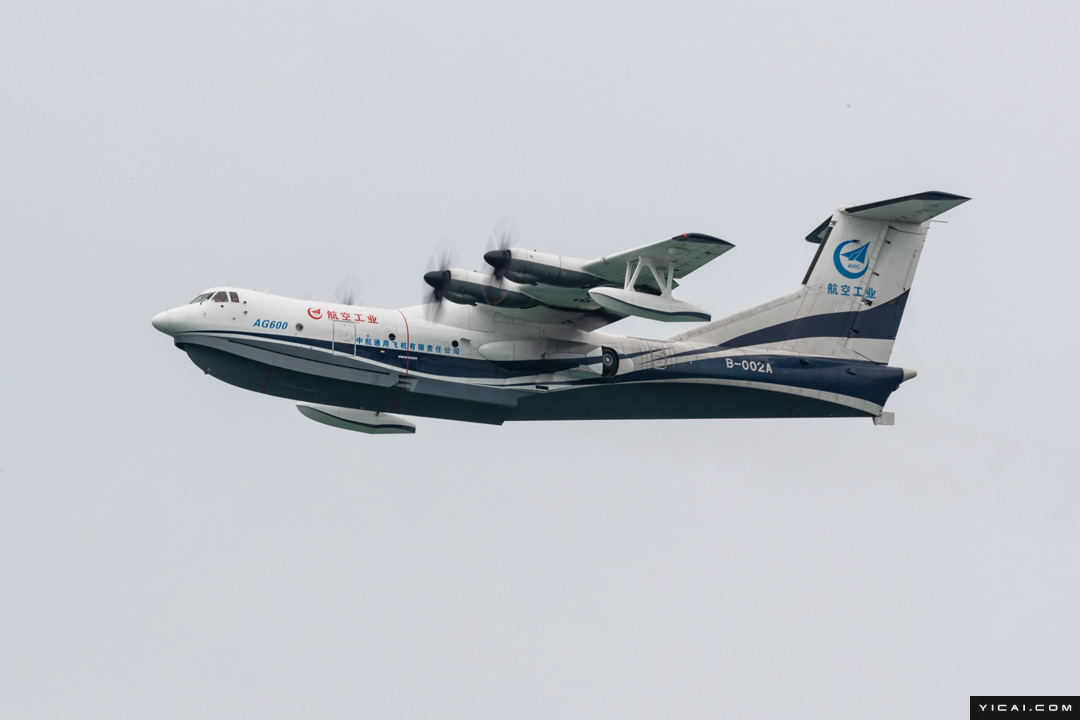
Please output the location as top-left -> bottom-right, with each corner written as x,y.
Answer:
152,288 -> 893,423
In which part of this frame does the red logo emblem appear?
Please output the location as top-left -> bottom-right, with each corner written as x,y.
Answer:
307,307 -> 323,319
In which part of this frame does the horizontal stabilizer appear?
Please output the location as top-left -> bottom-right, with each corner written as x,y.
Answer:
844,191 -> 970,224
806,191 -> 970,243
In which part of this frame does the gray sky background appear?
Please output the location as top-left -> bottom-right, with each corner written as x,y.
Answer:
3,2 -> 1079,718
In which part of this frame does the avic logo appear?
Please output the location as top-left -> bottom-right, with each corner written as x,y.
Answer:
833,240 -> 869,279
307,307 -> 323,319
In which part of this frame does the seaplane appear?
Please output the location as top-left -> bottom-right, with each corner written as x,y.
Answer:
152,191 -> 968,434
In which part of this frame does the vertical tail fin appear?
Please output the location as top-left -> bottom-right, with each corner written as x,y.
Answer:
676,192 -> 969,363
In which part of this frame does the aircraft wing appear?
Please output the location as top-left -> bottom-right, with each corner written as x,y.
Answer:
581,233 -> 734,293
484,304 -> 628,333
504,232 -> 733,330
415,232 -> 734,332
410,300 -> 627,334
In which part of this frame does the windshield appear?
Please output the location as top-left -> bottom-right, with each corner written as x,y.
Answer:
188,290 -> 241,303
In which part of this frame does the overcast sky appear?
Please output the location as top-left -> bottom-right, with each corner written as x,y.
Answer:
3,2 -> 1079,718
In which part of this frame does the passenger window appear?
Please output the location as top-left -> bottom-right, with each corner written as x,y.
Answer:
212,291 -> 228,303
229,292 -> 239,303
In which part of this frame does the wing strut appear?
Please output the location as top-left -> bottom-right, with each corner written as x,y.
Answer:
624,255 -> 677,298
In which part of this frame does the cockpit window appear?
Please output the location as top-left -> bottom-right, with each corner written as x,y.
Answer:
212,291 -> 229,303
229,291 -> 239,303
189,292 -> 213,304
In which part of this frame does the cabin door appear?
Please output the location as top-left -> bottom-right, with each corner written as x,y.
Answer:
332,321 -> 357,355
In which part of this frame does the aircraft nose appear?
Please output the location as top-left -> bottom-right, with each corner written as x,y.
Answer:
152,310 -> 174,335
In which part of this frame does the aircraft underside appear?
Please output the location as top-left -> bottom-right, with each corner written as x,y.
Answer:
177,332 -> 890,425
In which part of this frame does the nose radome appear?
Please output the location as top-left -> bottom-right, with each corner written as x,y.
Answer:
152,310 -> 174,335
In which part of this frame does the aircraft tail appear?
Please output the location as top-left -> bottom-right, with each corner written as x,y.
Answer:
673,191 -> 969,363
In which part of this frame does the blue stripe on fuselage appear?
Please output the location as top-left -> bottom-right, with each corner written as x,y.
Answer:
504,353 -> 904,406
178,330 -> 903,406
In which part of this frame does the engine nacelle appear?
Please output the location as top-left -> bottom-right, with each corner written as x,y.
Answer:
425,269 -> 539,309
484,248 -> 604,288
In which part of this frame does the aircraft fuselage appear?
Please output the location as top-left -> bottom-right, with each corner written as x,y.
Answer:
152,289 -> 907,425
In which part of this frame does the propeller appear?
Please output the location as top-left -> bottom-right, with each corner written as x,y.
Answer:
483,216 -> 518,282
422,239 -> 456,320
334,275 -> 363,306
